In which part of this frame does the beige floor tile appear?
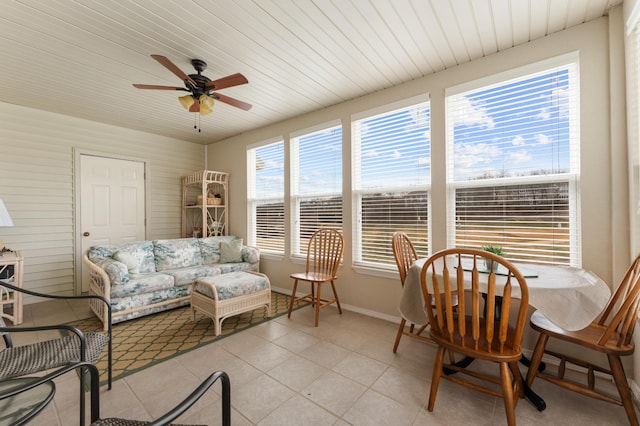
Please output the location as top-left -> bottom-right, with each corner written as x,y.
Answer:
342,389 -> 418,426
248,319 -> 295,341
238,341 -> 294,372
302,370 -> 367,416
299,340 -> 351,369
272,329 -> 320,353
371,365 -> 430,411
232,374 -> 295,424
267,354 -> 328,391
332,351 -> 388,387
257,394 -> 338,425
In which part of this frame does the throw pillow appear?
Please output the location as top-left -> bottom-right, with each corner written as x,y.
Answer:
219,239 -> 243,263
114,251 -> 140,274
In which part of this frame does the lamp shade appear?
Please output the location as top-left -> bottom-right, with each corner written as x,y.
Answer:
0,199 -> 14,227
178,95 -> 195,110
199,95 -> 214,116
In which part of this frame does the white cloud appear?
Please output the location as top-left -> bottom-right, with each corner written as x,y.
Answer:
536,107 -> 550,120
365,150 -> 379,157
391,150 -> 401,159
537,134 -> 552,145
506,149 -> 531,163
417,157 -> 430,166
454,142 -> 501,168
511,135 -> 525,146
450,96 -> 495,129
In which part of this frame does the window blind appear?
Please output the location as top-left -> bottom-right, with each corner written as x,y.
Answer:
247,140 -> 285,254
626,12 -> 640,256
446,59 -> 579,265
352,99 -> 430,268
291,124 -> 342,255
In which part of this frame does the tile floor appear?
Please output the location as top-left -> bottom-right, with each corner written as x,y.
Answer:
8,296 -> 638,425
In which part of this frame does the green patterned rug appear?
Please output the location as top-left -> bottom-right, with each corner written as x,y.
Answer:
67,291 -> 305,385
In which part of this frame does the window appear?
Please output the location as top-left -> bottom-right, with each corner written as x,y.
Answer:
290,124 -> 342,256
352,97 -> 431,269
626,7 -> 640,255
446,56 -> 579,265
247,140 -> 285,254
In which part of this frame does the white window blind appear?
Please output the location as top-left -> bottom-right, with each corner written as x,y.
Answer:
291,124 -> 342,256
626,10 -> 640,256
446,58 -> 580,265
352,99 -> 431,268
247,140 -> 285,254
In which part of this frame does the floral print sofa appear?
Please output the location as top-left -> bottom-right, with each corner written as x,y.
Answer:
83,236 -> 259,330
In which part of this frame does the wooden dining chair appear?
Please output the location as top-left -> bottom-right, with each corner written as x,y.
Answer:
287,228 -> 344,326
392,232 -> 431,352
525,254 -> 640,426
421,248 -> 529,426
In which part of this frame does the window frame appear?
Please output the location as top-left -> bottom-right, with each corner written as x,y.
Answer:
289,120 -> 343,260
445,53 -> 581,266
246,138 -> 286,257
351,94 -> 432,272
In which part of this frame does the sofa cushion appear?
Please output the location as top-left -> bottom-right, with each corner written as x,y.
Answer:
161,265 -> 221,287
241,246 -> 260,264
194,271 -> 269,301
217,262 -> 258,274
92,257 -> 130,286
89,241 -> 156,273
199,236 -> 237,265
113,251 -> 140,274
110,286 -> 191,316
220,239 -> 243,263
154,238 -> 203,271
110,272 -> 175,299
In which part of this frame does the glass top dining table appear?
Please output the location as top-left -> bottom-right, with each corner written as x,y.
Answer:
399,257 -> 612,332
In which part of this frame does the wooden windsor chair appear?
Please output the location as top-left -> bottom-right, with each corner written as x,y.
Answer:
525,253 -> 640,426
287,228 -> 344,326
421,248 -> 530,426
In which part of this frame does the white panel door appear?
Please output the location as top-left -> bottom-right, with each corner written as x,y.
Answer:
80,155 -> 145,292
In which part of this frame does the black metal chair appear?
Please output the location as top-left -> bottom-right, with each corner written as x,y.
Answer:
0,280 -> 112,424
89,370 -> 231,426
0,360 -> 101,426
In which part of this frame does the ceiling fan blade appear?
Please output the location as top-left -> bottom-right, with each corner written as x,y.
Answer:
204,73 -> 248,90
133,84 -> 188,91
213,92 -> 252,111
189,99 -> 200,113
150,54 -> 196,85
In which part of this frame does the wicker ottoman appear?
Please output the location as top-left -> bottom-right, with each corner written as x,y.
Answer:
190,271 -> 271,335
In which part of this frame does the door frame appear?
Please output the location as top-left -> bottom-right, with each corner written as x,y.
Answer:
73,148 -> 150,294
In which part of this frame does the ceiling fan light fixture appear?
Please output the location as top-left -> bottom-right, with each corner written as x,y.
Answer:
199,94 -> 214,116
178,95 -> 195,110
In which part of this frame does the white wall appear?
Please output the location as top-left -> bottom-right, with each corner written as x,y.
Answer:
208,16 -> 628,346
0,102 -> 205,297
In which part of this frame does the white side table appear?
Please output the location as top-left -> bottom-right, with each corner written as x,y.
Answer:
0,250 -> 24,324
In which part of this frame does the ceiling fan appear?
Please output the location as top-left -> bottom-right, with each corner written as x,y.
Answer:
133,54 -> 252,115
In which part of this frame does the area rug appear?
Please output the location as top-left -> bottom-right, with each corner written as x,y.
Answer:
66,291 -> 306,385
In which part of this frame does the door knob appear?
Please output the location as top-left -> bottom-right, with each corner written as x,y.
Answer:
83,232 -> 90,237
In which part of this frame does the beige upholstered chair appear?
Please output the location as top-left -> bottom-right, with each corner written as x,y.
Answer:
526,253 -> 640,426
287,228 -> 344,326
421,248 -> 529,426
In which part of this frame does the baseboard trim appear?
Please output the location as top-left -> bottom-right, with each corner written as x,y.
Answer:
271,286 -> 401,324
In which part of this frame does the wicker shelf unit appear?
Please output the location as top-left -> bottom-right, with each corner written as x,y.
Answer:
182,170 -> 229,238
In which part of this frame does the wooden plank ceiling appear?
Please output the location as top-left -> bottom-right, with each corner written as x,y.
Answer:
0,0 -> 621,144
